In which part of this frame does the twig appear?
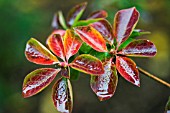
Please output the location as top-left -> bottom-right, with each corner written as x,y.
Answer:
138,67 -> 170,88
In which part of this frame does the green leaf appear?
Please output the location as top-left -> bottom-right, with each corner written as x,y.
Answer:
70,54 -> 104,75
72,18 -> 103,27
90,49 -> 111,61
79,42 -> 92,54
58,11 -> 68,29
129,29 -> 151,38
118,38 -> 135,51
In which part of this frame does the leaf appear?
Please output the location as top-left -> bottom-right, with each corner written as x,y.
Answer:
51,13 -> 59,29
22,68 -> 61,98
90,19 -> 114,45
118,39 -> 157,57
61,67 -> 70,78
90,49 -> 111,61
25,38 -> 58,65
52,77 -> 73,113
116,56 -> 140,86
87,10 -> 108,19
118,38 -> 135,51
129,29 -> 151,38
64,29 -> 82,61
74,26 -> 108,52
165,96 -> 170,113
58,11 -> 68,29
70,54 -> 104,75
67,2 -> 87,27
90,58 -> 118,101
79,42 -> 92,54
113,7 -> 139,45
70,68 -> 80,81
72,18 -> 102,27
48,29 -> 66,38
46,34 -> 65,61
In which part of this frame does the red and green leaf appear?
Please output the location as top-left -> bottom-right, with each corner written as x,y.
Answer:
90,58 -> 118,101
113,7 -> 139,45
52,77 -> 73,113
25,38 -> 58,65
70,54 -> 104,75
22,68 -> 61,98
90,19 -> 114,45
118,39 -> 157,57
116,56 -> 140,86
47,34 -> 65,61
74,26 -> 108,52
64,29 -> 82,61
87,10 -> 108,19
67,2 -> 87,27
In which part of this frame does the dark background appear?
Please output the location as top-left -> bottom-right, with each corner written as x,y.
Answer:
0,0 -> 170,113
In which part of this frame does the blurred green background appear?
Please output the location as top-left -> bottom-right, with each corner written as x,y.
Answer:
0,0 -> 170,113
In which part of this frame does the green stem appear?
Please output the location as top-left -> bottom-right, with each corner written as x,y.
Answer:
138,67 -> 170,88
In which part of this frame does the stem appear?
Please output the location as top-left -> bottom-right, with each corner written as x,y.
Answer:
138,67 -> 170,88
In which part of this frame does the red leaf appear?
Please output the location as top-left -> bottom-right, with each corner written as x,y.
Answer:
90,19 -> 114,45
113,7 -> 139,45
87,10 -> 108,19
52,78 -> 73,113
90,58 -> 118,101
74,26 -> 108,52
48,29 -> 66,38
47,34 -> 65,61
116,56 -> 140,86
70,54 -> 104,75
22,68 -> 61,98
67,2 -> 87,27
64,29 -> 82,61
118,39 -> 157,57
25,38 -> 58,65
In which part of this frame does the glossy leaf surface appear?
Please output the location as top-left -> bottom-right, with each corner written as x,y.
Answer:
90,19 -> 114,45
64,29 -> 82,61
67,2 -> 87,27
25,38 -> 58,65
22,68 -> 61,98
70,54 -> 104,75
52,78 -> 73,113
91,58 -> 118,101
74,26 -> 108,52
113,7 -> 139,45
116,56 -> 140,86
119,39 -> 157,57
47,34 -> 65,61
87,10 -> 108,19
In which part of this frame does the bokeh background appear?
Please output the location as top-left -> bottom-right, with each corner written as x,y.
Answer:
0,0 -> 170,113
